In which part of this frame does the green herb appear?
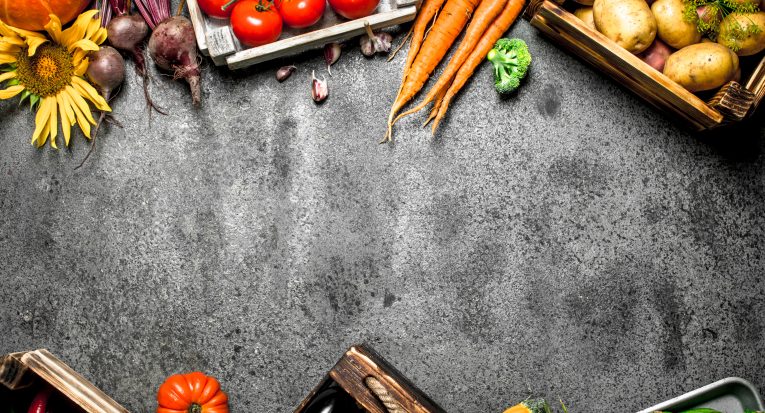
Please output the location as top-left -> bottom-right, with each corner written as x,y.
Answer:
683,0 -> 760,43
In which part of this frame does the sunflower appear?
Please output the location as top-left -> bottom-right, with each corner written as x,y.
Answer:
0,10 -> 111,149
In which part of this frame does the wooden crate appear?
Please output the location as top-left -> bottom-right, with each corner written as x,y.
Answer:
187,0 -> 418,69
295,345 -> 446,413
0,349 -> 128,413
524,0 -> 765,131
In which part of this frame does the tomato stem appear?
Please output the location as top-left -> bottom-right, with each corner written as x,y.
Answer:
221,0 -> 237,11
188,404 -> 202,413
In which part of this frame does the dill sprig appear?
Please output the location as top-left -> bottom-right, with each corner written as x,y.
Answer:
683,0 -> 760,45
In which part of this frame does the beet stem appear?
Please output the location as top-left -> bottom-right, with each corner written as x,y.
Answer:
75,111 -> 107,170
187,74 -> 201,106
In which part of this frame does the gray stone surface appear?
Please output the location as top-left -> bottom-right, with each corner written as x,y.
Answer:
1,10 -> 765,413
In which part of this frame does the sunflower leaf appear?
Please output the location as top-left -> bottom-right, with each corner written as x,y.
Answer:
6,78 -> 19,86
18,90 -> 30,106
29,94 -> 39,110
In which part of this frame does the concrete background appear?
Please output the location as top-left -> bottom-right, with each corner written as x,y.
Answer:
1,7 -> 764,413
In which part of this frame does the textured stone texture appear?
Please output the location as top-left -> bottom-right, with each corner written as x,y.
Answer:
1,11 -> 765,413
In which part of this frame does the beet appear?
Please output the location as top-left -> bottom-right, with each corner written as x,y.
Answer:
86,46 -> 125,101
107,15 -> 150,75
147,16 -> 201,106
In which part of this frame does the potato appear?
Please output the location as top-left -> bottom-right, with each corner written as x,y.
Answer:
651,0 -> 702,49
718,12 -> 765,56
593,0 -> 657,53
574,7 -> 596,30
639,39 -> 672,71
663,43 -> 739,91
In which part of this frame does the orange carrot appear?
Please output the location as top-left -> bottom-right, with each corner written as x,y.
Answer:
431,0 -> 525,133
423,87 -> 446,126
393,0 -> 508,126
402,0 -> 447,72
385,0 -> 482,142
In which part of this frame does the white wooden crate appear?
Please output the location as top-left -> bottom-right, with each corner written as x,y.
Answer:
187,0 -> 418,69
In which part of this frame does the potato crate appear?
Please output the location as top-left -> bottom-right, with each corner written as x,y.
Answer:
0,349 -> 128,413
295,345 -> 446,413
187,0 -> 418,69
524,0 -> 765,131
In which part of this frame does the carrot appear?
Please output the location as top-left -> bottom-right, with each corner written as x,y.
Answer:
423,86 -> 446,126
393,0 -> 508,126
430,0 -> 525,133
385,0 -> 482,142
402,0 -> 447,72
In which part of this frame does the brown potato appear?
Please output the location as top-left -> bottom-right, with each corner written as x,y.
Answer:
663,43 -> 739,91
574,7 -> 596,30
718,12 -> 765,56
593,0 -> 657,53
651,0 -> 702,49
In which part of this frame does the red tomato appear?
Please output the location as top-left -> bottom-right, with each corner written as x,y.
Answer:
230,0 -> 283,47
198,0 -> 235,19
277,0 -> 326,28
327,0 -> 378,19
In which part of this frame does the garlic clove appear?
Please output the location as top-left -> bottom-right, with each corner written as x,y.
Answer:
276,65 -> 296,82
311,70 -> 328,103
324,43 -> 341,75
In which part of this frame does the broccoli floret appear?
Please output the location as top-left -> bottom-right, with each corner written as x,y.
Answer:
487,38 -> 531,94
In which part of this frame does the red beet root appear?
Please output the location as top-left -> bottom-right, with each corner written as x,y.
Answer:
147,16 -> 202,106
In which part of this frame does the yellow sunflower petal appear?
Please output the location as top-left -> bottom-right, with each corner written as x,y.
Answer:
74,57 -> 89,76
84,17 -> 105,43
59,89 -> 76,126
1,36 -> 25,47
36,120 -> 52,148
0,21 -> 19,39
26,36 -> 48,56
64,86 -> 92,138
91,27 -> 107,45
44,14 -> 64,45
56,93 -> 72,146
61,10 -> 99,47
0,71 -> 16,82
0,42 -> 20,53
0,84 -> 23,99
31,98 -> 54,146
0,53 -> 18,65
68,39 -> 100,53
48,97 -> 59,147
72,77 -> 111,112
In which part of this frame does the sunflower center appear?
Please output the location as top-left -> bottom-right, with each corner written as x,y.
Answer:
16,44 -> 74,97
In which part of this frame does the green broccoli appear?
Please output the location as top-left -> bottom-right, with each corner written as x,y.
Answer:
487,38 -> 531,94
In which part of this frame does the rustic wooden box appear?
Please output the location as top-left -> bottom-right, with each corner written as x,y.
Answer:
187,0 -> 418,69
0,349 -> 128,413
524,0 -> 765,130
295,345 -> 446,413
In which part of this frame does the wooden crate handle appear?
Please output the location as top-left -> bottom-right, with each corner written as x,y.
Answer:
708,81 -> 755,123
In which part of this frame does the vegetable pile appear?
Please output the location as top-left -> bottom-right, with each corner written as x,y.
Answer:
384,0 -> 529,141
572,0 -> 765,94
197,0 -> 381,47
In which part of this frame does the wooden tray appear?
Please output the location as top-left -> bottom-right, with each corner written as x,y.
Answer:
524,0 -> 765,131
187,0 -> 418,69
295,345 -> 446,413
0,349 -> 128,413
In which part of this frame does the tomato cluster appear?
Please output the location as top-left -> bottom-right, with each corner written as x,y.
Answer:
198,0 -> 380,47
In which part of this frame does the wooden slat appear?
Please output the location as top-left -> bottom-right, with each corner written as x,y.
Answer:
530,1 -> 724,130
744,54 -> 765,117
226,7 -> 416,69
20,350 -> 129,413
0,353 -> 33,390
187,0 -> 209,56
